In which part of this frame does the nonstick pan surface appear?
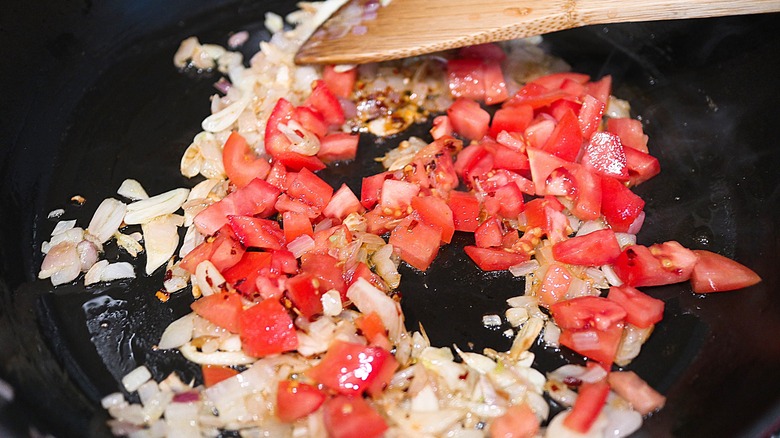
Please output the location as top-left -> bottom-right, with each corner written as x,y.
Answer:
1,1 -> 779,436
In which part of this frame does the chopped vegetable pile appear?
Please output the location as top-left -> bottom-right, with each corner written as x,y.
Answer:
37,1 -> 762,437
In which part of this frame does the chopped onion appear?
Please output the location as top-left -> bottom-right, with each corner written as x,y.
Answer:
51,219 -> 77,236
543,320 -> 561,347
615,232 -> 637,249
142,214 -> 184,275
410,384 -> 439,412
193,260 -> 226,297
347,277 -> 404,342
506,307 -> 529,327
576,219 -> 607,236
202,94 -> 252,133
117,179 -> 149,200
603,406 -> 643,438
158,313 -> 195,350
627,211 -> 645,235
47,209 -> 65,219
124,188 -> 189,225
321,290 -> 343,316
287,234 -> 315,258
508,259 -> 539,277
76,240 -> 99,272
602,264 -> 623,287
38,242 -> 81,286
84,260 -> 109,286
178,343 -> 255,366
122,366 -> 152,392
482,314 -> 502,328
87,198 -> 127,243
579,365 -> 608,383
571,330 -> 600,351
101,392 -> 126,409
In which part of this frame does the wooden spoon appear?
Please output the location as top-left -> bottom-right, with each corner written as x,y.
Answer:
295,0 -> 779,64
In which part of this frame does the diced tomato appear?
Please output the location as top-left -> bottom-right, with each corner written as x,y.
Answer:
607,371 -> 666,415
227,215 -> 285,250
276,380 -> 327,423
301,252 -> 348,298
379,179 -> 420,211
496,130 -> 526,152
489,403 -> 540,438
483,61 -> 509,105
287,167 -> 334,212
552,228 -> 622,266
265,159 -> 291,191
222,251 -> 273,296
190,292 -> 243,333
458,43 -> 507,62
180,225 -> 245,273
194,178 -> 281,236
293,105 -> 329,138
529,72 -> 590,91
447,58 -> 486,101
475,216 -> 503,248
540,109 -> 583,162
346,262 -> 386,291
356,311 -> 387,344
457,145 -> 494,185
447,98 -> 490,141
447,191 -> 481,232
527,147 -> 570,196
389,216 -> 442,271
323,396 -> 388,438
239,298 -> 298,357
275,151 -> 327,172
559,78 -> 586,100
363,206 -> 396,235
612,242 -> 698,287
305,79 -> 345,126
491,144 -> 530,172
690,250 -> 761,293
564,379 -> 610,434
270,249 -> 298,275
322,65 -> 357,98
264,98 -> 296,158
623,146 -> 660,186
599,176 -> 645,233
559,323 -> 624,365
581,131 -> 628,180
430,115 -> 454,140
538,262 -> 573,306
464,246 -> 530,271
550,296 -> 627,331
576,94 -> 605,139
504,83 -> 570,109
322,183 -> 364,220
524,117 -> 556,149
489,105 -> 534,139
360,172 -> 391,209
285,273 -> 323,318
222,132 -> 271,188
201,365 -> 239,387
307,340 -> 397,396
491,182 -> 525,219
583,75 -> 612,104
607,118 -> 649,153
567,164 -> 602,221
282,211 -> 313,242
607,285 -> 664,328
411,195 -> 455,243
318,132 -> 359,163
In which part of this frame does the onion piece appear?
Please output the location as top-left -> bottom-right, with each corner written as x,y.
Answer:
346,277 -> 404,343
87,198 -> 127,243
287,234 -> 315,258
141,214 -> 184,275
158,313 -> 195,350
178,343 -> 255,366
122,366 -> 152,392
38,242 -> 81,286
124,188 -> 189,225
117,179 -> 149,200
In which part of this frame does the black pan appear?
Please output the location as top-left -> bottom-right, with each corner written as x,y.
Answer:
1,1 -> 778,436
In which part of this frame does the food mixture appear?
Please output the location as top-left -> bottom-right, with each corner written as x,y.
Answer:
36,1 -> 762,437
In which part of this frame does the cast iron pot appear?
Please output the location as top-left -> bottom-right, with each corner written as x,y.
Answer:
1,1 -> 778,436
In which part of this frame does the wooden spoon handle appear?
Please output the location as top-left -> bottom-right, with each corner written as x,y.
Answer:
296,0 -> 780,64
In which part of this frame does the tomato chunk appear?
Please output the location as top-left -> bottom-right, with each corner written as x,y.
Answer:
201,365 -> 238,387
581,131 -> 628,180
490,403 -> 540,438
228,215 -> 285,250
389,217 -> 442,271
322,65 -> 356,98
552,229 -> 622,266
464,246 -> 530,271
194,178 -> 281,236
323,396 -> 388,438
600,175 -> 645,233
564,379 -> 609,434
411,195 -> 455,244
613,242 -> 698,287
276,380 -> 326,423
190,292 -> 243,333
607,371 -> 666,415
690,250 -> 761,293
538,262 -> 573,306
558,323 -> 623,365
448,97 -> 490,141
307,340 -> 397,396
239,298 -> 298,357
222,131 -> 270,188
550,296 -> 627,331
607,285 -> 664,328
447,191 -> 481,232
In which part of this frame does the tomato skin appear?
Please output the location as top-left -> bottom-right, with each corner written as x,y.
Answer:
389,216 -> 442,271
323,395 -> 388,438
464,246 -> 530,271
201,365 -> 238,387
552,228 -> 622,266
563,379 -> 609,433
191,292 -> 244,333
504,82 -> 570,109
529,72 -> 590,91
239,298 -> 298,357
490,403 -> 540,438
276,380 -> 326,423
307,340 -> 396,396
447,97 -> 491,141
607,285 -> 664,328
690,250 -> 761,293
607,371 -> 666,415
222,132 -> 271,188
